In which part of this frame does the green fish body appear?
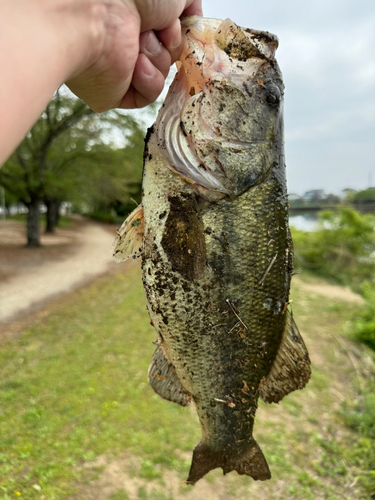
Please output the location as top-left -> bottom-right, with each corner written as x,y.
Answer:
114,16 -> 311,484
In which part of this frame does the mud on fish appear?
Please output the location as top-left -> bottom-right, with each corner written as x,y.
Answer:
113,16 -> 311,484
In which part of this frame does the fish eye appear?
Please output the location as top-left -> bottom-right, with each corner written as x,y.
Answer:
265,84 -> 281,105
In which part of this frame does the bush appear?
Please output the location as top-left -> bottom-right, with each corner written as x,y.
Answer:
292,208 -> 375,293
87,210 -> 116,224
351,282 -> 375,351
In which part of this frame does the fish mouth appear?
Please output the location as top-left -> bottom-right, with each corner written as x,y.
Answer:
154,17 -> 283,198
179,17 -> 279,96
181,16 -> 278,60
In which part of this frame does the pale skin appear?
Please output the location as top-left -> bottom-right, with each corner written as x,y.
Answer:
0,0 -> 202,165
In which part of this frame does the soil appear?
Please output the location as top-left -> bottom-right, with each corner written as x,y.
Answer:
293,275 -> 364,304
0,216 -> 128,337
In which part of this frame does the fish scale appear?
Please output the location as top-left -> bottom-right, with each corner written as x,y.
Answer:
142,142 -> 290,474
114,16 -> 311,484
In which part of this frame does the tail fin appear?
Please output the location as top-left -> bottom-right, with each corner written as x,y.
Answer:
186,439 -> 271,485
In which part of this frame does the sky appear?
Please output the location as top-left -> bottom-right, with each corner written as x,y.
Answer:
152,0 -> 375,196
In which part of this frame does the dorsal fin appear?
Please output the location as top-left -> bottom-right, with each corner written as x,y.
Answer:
112,204 -> 144,263
148,344 -> 192,407
259,309 -> 311,404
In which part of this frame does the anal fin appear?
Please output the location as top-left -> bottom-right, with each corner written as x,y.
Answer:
187,438 -> 270,485
259,309 -> 311,404
148,344 -> 192,407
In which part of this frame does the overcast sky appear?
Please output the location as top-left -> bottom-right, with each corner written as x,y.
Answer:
150,0 -> 370,196
196,0 -> 375,195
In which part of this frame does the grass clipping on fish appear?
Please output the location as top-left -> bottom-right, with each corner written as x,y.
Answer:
113,16 -> 311,485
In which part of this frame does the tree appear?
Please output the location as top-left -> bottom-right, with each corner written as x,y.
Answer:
0,88 -> 145,245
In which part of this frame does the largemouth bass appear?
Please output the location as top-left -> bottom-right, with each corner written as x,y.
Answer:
114,16 -> 311,484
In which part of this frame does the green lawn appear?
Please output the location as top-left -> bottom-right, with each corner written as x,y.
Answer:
0,265 -> 374,499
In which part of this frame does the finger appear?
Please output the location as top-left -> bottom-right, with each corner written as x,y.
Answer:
136,0 -> 202,31
119,53 -> 165,109
139,30 -> 171,78
183,0 -> 203,16
156,19 -> 182,64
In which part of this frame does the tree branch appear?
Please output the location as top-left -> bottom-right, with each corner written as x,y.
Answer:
39,102 -> 94,169
16,150 -> 28,171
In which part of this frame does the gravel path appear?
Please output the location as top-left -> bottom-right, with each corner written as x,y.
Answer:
0,218 -> 127,329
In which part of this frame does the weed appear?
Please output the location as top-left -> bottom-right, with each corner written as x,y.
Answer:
351,282 -> 375,350
110,489 -> 131,500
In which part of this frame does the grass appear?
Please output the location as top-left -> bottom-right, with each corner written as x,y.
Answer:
8,213 -> 72,229
0,264 -> 374,499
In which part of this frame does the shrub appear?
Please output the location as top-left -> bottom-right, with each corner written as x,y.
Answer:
87,210 -> 116,224
351,282 -> 375,351
292,208 -> 375,293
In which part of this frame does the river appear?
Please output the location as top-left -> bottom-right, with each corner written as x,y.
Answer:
289,212 -> 320,231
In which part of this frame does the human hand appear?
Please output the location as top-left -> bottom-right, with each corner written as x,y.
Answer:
66,0 -> 203,112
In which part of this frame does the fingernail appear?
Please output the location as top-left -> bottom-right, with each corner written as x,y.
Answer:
145,31 -> 161,56
170,19 -> 182,49
171,31 -> 182,50
142,58 -> 156,78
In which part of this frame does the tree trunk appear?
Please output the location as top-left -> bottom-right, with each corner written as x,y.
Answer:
45,198 -> 60,233
55,201 -> 61,226
26,200 -> 41,247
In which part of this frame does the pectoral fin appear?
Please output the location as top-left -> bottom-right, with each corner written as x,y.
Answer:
259,310 -> 311,404
112,204 -> 144,263
148,344 -> 192,407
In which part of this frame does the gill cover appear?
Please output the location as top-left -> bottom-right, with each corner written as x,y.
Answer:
155,17 -> 284,198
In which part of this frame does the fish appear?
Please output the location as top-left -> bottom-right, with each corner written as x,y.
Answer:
113,16 -> 311,484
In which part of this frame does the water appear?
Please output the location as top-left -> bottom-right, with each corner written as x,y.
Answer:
289,212 -> 320,231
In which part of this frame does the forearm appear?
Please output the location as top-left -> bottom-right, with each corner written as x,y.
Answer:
0,0 -> 201,166
0,0 -> 110,164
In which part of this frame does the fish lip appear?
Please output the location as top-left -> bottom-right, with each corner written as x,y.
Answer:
180,15 -> 222,33
180,16 -> 279,61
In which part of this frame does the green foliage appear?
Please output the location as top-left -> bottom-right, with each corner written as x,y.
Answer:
351,282 -> 375,351
0,86 -> 146,243
87,211 -> 117,224
339,376 -> 375,494
342,392 -> 375,440
353,188 -> 375,203
292,208 -> 375,292
9,213 -> 72,229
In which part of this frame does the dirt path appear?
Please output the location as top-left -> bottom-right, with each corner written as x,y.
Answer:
0,217 -> 127,333
293,275 -> 364,304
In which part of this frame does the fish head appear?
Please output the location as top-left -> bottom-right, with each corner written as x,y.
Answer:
179,17 -> 278,93
156,17 -> 285,198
